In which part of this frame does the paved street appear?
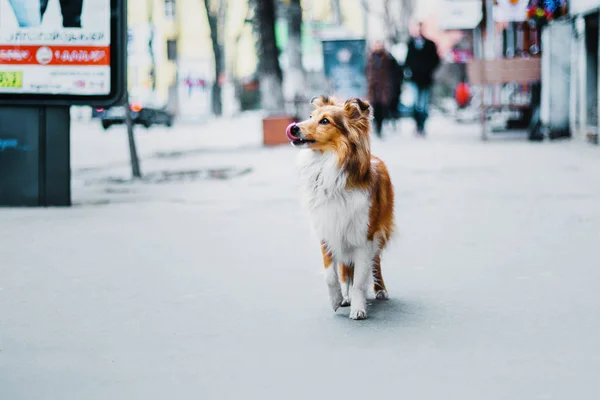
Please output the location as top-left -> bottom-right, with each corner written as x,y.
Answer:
1,115 -> 600,399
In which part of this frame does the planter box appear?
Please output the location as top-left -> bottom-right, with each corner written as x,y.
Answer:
263,116 -> 295,146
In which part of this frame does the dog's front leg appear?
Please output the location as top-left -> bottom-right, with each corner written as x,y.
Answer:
349,248 -> 372,320
321,242 -> 343,311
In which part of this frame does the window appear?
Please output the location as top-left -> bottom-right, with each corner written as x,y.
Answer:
165,0 -> 176,19
167,39 -> 178,61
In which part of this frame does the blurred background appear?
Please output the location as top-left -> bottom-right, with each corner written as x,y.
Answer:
73,0 -> 594,145
3,1 -> 600,399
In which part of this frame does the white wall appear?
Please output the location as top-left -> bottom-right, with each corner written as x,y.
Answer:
570,0 -> 600,15
541,20 -> 572,136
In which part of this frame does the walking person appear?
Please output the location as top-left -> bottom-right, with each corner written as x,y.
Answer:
366,41 -> 395,138
387,54 -> 404,131
404,23 -> 440,136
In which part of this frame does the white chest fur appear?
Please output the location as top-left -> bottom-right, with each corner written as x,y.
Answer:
296,149 -> 371,263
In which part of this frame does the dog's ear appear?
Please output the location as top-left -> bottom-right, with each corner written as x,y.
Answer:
310,95 -> 335,108
343,98 -> 372,120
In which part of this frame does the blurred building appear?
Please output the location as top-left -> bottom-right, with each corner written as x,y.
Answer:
127,0 -> 255,119
525,0 -> 600,144
127,0 -> 172,107
565,0 -> 600,144
124,1 -> 467,118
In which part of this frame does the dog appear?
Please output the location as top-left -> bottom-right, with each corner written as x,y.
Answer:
286,96 -> 395,320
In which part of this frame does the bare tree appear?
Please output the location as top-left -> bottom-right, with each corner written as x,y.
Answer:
331,0 -> 343,26
253,0 -> 285,114
285,0 -> 305,106
203,0 -> 228,116
230,5 -> 252,79
361,0 -> 415,44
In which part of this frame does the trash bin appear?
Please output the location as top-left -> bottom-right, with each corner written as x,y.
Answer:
0,107 -> 70,206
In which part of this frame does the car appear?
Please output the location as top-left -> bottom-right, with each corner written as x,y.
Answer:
96,101 -> 174,130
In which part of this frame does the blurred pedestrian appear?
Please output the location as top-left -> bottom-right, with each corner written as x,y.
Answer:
404,23 -> 440,136
388,54 -> 404,130
366,40 -> 395,138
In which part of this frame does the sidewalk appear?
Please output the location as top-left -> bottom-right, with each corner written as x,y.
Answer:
2,114 -> 600,400
70,111 -> 266,172
71,113 -> 600,206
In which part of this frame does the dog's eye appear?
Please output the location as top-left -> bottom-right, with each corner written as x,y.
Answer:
319,118 -> 330,125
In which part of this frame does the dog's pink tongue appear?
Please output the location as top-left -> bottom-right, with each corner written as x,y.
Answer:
285,123 -> 298,141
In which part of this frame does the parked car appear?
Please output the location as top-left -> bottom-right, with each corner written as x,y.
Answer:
96,101 -> 174,130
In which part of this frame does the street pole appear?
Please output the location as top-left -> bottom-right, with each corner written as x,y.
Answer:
575,16 -> 586,141
485,0 -> 496,60
361,0 -> 368,40
125,93 -> 142,178
481,0 -> 496,141
331,0 -> 343,26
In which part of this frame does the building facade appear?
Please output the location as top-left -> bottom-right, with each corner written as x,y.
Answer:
566,0 -> 600,144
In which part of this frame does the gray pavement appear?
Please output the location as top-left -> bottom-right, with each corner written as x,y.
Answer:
1,115 -> 600,399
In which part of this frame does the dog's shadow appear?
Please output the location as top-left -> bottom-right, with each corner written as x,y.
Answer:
335,296 -> 428,328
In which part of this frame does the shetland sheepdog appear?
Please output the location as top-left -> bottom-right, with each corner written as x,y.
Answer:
286,96 -> 395,320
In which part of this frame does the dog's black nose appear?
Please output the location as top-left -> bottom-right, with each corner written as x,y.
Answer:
291,124 -> 300,137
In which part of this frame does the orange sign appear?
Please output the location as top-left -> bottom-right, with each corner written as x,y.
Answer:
0,45 -> 110,66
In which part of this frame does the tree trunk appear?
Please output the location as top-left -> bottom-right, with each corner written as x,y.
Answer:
254,0 -> 285,115
204,0 -> 224,116
285,0 -> 305,110
331,0 -> 343,26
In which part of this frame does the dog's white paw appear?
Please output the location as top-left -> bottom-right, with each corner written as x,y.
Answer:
375,289 -> 389,300
340,297 -> 351,307
349,308 -> 367,320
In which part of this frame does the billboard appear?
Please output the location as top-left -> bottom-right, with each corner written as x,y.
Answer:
439,0 -> 483,30
570,0 -> 597,15
0,0 -> 125,105
322,39 -> 367,100
493,0 -> 529,22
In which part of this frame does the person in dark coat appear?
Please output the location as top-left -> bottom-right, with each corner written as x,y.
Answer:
404,23 -> 441,135
387,55 -> 404,124
366,41 -> 395,138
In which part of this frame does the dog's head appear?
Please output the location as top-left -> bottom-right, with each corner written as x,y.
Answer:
285,95 -> 372,153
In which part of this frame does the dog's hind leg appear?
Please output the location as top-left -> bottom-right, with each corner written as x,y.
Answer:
338,263 -> 354,307
322,241 -> 343,312
372,253 -> 389,300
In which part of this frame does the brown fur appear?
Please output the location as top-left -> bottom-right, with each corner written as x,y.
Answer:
339,263 -> 354,283
372,254 -> 387,294
321,241 -> 333,269
297,96 -> 374,190
367,156 -> 395,247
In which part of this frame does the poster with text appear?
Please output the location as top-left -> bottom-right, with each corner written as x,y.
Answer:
322,39 -> 367,101
0,0 -> 111,95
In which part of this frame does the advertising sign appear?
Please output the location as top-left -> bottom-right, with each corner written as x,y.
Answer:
322,39 -> 367,100
493,0 -> 529,22
439,0 -> 483,30
570,0 -> 596,15
0,0 -> 125,105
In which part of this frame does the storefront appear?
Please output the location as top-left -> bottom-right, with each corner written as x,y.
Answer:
568,0 -> 600,144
